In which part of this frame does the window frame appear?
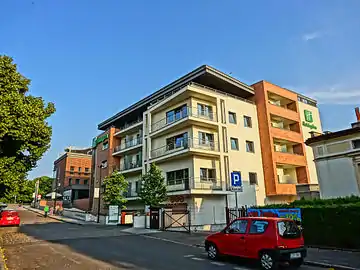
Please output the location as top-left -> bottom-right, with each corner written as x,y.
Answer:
246,140 -> 255,153
84,179 -> 89,185
166,168 -> 189,186
230,137 -> 239,150
249,220 -> 269,235
75,179 -> 80,185
200,168 -> 216,182
226,219 -> 248,234
244,115 -> 252,128
228,112 -> 237,124
102,140 -> 109,150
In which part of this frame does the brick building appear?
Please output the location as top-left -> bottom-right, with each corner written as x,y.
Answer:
53,146 -> 92,210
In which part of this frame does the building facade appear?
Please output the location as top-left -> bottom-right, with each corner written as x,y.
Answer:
53,147 -> 92,210
306,111 -> 360,199
252,81 -> 322,203
91,66 -> 322,226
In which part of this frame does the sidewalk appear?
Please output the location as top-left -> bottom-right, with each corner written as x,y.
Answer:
23,206 -> 96,226
144,231 -> 360,270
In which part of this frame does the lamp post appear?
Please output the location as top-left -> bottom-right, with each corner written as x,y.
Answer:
97,164 -> 104,223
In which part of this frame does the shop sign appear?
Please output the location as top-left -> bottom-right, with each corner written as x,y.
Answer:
303,110 -> 317,130
92,134 -> 109,147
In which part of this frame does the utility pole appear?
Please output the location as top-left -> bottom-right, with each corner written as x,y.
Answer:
97,164 -> 103,223
53,167 -> 58,212
34,179 -> 40,207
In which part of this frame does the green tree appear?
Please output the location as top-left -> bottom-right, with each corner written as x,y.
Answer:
138,163 -> 167,207
102,171 -> 128,209
34,176 -> 54,196
0,56 -> 55,201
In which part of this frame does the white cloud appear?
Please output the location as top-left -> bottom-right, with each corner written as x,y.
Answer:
305,89 -> 360,105
302,32 -> 322,41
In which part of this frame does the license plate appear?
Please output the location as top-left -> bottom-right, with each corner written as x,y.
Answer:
290,252 -> 301,259
6,217 -> 14,220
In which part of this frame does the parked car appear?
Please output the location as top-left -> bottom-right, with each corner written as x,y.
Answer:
205,217 -> 306,269
0,209 -> 20,226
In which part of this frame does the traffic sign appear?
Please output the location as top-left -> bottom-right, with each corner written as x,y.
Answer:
231,172 -> 243,192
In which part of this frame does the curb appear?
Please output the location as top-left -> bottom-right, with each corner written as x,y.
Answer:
0,247 -> 8,270
304,260 -> 358,270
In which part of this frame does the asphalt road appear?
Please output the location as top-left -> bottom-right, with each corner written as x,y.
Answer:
0,208 -> 325,270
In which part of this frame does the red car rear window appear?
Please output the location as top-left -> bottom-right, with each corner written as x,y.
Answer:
277,220 -> 301,239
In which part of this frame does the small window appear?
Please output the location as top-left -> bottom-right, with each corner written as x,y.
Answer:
68,178 -> 72,185
278,220 -> 301,239
78,167 -> 81,172
84,179 -> 88,185
135,181 -> 140,193
246,141 -> 255,153
102,141 -> 109,150
249,172 -> 258,185
101,160 -> 108,168
70,166 -> 74,171
315,146 -> 324,156
227,219 -> 248,234
244,116 -> 252,128
229,112 -> 237,124
200,168 -> 216,181
75,179 -> 80,185
85,168 -> 90,173
352,139 -> 360,149
249,220 -> 269,234
230,138 -> 239,150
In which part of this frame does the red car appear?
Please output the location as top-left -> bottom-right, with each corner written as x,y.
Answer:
0,210 -> 20,226
205,217 -> 306,269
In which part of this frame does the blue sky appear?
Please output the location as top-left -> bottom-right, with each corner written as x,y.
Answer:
1,0 -> 360,179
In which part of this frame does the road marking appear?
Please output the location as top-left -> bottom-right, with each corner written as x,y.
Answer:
191,257 -> 205,261
141,235 -> 203,249
233,267 -> 249,270
210,261 -> 226,266
183,255 -> 194,258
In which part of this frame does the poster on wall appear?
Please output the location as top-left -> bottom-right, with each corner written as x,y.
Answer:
247,208 -> 302,222
108,205 -> 119,224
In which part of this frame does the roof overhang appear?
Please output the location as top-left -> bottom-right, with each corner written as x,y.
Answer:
98,65 -> 254,130
305,127 -> 360,145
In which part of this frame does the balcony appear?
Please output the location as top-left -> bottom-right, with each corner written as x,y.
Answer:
166,177 -> 223,193
113,138 -> 143,156
270,126 -> 303,142
114,120 -> 143,137
273,151 -> 306,167
113,161 -> 142,174
150,137 -> 220,162
150,107 -> 218,137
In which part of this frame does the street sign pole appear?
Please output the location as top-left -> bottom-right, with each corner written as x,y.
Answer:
235,191 -> 238,211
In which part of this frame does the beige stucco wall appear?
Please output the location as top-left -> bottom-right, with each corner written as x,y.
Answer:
298,102 -> 322,184
223,95 -> 266,206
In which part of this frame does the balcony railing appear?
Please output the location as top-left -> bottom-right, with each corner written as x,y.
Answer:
113,161 -> 142,172
151,107 -> 217,133
268,101 -> 297,112
113,137 -> 143,153
124,189 -> 140,198
166,177 -> 222,192
274,148 -> 303,156
278,175 -> 298,184
151,137 -> 219,159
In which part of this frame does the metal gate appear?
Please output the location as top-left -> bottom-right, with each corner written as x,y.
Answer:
161,208 -> 191,233
225,206 -> 248,224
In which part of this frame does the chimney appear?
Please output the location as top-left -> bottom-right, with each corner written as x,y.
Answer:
351,107 -> 360,128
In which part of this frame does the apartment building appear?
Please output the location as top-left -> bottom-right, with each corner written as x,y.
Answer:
305,109 -> 360,199
252,81 -> 322,203
91,65 -> 266,226
91,65 -> 322,225
53,146 -> 92,210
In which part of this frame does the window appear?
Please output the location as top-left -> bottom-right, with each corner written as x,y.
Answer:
249,220 -> 269,234
166,104 -> 187,124
70,166 -> 74,174
249,172 -> 258,185
75,179 -> 80,185
315,146 -> 324,156
85,168 -> 90,173
166,169 -> 189,185
197,104 -> 213,119
166,132 -> 188,151
78,167 -> 81,172
227,219 -> 248,234
200,168 -> 216,181
135,181 -> 140,193
229,112 -> 237,124
84,179 -> 88,185
352,139 -> 360,149
102,141 -> 109,150
244,116 -> 252,128
101,160 -> 108,168
230,138 -> 239,150
198,132 -> 214,148
68,178 -> 72,185
246,141 -> 255,153
277,220 -> 301,239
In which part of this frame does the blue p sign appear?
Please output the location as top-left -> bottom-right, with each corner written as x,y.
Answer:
231,172 -> 242,187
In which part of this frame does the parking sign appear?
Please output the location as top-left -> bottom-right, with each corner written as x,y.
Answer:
231,172 -> 243,191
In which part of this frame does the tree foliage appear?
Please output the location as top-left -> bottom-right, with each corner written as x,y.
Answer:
0,55 -> 55,200
102,171 -> 128,209
138,163 -> 167,207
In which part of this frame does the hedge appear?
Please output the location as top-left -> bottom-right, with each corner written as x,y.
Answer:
254,196 -> 360,249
